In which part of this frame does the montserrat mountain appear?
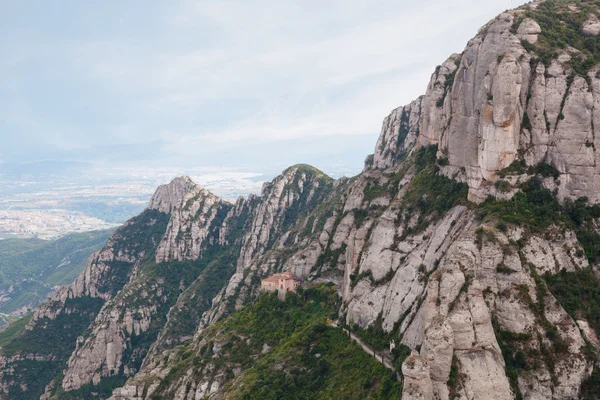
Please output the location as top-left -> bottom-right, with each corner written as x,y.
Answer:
2,0 -> 600,399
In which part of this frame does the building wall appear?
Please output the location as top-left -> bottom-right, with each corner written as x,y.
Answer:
260,277 -> 299,297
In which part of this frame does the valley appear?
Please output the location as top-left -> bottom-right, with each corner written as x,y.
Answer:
3,1 -> 600,399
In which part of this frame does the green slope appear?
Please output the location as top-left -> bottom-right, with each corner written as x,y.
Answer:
0,229 -> 113,315
150,284 -> 402,400
0,210 -> 170,399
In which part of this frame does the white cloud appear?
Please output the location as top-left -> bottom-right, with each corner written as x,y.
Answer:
0,0 -> 530,168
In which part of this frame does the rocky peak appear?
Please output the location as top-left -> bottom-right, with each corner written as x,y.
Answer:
5,2 -> 600,400
237,164 -> 333,271
153,179 -> 235,263
370,1 -> 600,204
148,176 -> 198,213
372,97 -> 424,170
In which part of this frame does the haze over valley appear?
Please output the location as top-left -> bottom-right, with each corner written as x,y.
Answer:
7,1 -> 600,400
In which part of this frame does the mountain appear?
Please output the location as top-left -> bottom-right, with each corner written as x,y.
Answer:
0,230 -> 113,319
2,0 -> 600,399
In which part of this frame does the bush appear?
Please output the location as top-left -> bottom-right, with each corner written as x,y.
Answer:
495,180 -> 512,193
497,160 -> 527,178
402,145 -> 468,233
581,367 -> 600,400
545,268 -> 600,337
523,0 -> 600,74
496,264 -> 515,274
496,221 -> 508,232
529,162 -> 560,179
437,157 -> 449,166
478,178 -> 563,232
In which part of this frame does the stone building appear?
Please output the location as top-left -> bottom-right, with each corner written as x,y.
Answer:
261,271 -> 300,299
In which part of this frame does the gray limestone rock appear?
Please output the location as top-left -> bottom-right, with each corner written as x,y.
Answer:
583,14 -> 600,36
517,18 -> 542,44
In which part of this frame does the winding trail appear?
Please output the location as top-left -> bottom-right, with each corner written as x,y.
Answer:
328,321 -> 400,380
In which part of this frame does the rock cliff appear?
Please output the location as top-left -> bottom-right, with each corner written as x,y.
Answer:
2,1 -> 600,399
373,0 -> 600,205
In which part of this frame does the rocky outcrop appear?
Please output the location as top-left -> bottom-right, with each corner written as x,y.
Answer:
419,54 -> 461,149
584,14 -> 600,36
423,12 -> 528,202
373,97 -> 423,170
236,165 -> 333,271
27,211 -> 168,327
55,177 -> 254,393
5,2 -> 600,400
516,18 -> 542,44
61,284 -> 160,391
148,176 -> 197,214
0,206 -> 172,398
376,4 -> 600,204
402,351 -> 433,400
155,186 -> 229,263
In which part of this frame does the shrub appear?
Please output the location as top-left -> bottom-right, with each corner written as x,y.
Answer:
496,264 -> 515,274
495,180 -> 512,193
402,145 -> 468,234
545,268 -> 600,337
497,160 -> 526,177
529,162 -> 560,179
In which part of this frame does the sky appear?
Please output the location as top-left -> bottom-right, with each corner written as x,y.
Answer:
0,0 -> 529,177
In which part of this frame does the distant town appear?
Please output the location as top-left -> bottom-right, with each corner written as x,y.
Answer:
0,166 -> 266,239
0,209 -> 118,239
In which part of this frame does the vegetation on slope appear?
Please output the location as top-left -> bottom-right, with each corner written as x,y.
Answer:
478,176 -> 600,397
0,297 -> 104,399
518,0 -> 600,74
279,165 -> 335,243
544,267 -> 600,399
0,229 -> 113,288
403,145 -> 469,232
0,229 -> 113,314
47,206 -> 246,399
0,209 -> 170,400
361,145 -> 468,236
545,268 -> 600,338
150,284 -> 402,400
478,176 -> 600,264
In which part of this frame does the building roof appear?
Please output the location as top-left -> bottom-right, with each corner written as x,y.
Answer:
261,271 -> 300,283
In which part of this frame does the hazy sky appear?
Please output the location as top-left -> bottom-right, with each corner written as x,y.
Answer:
0,0 -> 528,175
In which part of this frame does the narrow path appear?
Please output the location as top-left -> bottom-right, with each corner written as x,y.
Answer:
328,321 -> 400,380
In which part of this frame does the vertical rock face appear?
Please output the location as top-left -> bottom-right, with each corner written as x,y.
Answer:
419,54 -> 461,149
377,2 -> 600,204
431,12 -> 528,202
155,185 -> 229,263
372,97 -> 424,170
516,18 -> 541,44
236,164 -> 333,271
148,176 -> 197,214
5,2 -> 600,400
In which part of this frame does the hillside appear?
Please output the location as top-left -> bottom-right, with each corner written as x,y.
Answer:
142,283 -> 402,400
0,230 -> 113,318
2,0 -> 600,399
